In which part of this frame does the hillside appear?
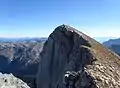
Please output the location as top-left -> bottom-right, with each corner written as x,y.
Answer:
0,37 -> 47,43
0,42 -> 45,88
37,25 -> 120,88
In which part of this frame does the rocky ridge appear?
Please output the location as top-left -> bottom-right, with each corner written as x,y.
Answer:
0,73 -> 30,88
37,25 -> 120,88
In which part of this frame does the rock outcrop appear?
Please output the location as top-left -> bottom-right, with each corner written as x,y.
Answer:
0,42 -> 45,88
0,73 -> 30,88
37,25 -> 120,88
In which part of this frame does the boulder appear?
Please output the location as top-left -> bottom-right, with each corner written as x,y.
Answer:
0,73 -> 30,88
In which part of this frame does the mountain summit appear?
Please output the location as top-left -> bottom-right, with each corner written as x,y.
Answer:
37,25 -> 120,88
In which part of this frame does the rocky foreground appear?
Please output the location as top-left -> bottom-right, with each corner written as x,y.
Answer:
0,73 -> 30,88
37,25 -> 120,88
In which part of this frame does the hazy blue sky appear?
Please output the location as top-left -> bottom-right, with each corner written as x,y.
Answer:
0,0 -> 120,38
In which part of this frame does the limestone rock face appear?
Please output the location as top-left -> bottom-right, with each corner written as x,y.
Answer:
37,25 -> 120,88
0,73 -> 30,88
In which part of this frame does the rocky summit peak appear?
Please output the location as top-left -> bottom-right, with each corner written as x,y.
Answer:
37,25 -> 120,88
57,24 -> 75,30
52,24 -> 75,35
54,24 -> 83,35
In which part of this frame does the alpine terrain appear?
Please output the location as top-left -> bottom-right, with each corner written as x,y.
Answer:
0,40 -> 45,88
37,25 -> 120,88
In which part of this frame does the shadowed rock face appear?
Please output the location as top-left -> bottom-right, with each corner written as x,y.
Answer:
0,42 -> 45,88
37,25 -> 120,88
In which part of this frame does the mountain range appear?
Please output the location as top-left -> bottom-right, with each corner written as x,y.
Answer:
103,38 -> 120,55
0,37 -> 47,43
0,25 -> 120,88
0,40 -> 45,88
93,37 -> 117,43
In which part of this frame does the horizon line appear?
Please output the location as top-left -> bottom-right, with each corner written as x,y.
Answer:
0,36 -> 118,38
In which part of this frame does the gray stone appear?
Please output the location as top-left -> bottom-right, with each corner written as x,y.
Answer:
0,73 -> 30,88
37,25 -> 120,88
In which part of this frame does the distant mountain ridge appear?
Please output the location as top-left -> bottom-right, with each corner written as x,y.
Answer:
93,37 -> 117,43
0,41 -> 45,88
103,38 -> 120,55
0,37 -> 47,43
103,38 -> 120,47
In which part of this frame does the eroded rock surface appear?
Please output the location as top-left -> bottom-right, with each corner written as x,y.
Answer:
37,25 -> 120,88
0,73 -> 30,88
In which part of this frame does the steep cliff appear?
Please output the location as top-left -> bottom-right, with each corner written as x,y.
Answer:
37,25 -> 120,88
